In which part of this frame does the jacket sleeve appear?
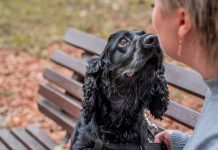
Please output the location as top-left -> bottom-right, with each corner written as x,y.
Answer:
171,131 -> 190,150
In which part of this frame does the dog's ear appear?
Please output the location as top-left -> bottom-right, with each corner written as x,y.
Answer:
148,74 -> 169,119
82,58 -> 104,124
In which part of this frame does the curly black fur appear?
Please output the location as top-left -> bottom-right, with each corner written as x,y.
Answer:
71,30 -> 169,150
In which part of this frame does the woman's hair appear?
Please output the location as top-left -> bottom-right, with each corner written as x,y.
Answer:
160,0 -> 218,66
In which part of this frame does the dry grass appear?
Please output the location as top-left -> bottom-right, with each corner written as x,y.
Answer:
0,0 -> 153,57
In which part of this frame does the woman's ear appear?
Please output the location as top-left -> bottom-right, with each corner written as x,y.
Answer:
82,58 -> 104,124
177,8 -> 192,39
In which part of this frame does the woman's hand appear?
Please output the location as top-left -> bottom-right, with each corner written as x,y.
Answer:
154,130 -> 174,150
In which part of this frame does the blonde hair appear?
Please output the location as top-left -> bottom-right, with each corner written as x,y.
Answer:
161,0 -> 218,66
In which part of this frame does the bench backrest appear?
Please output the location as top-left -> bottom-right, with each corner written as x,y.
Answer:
38,28 -> 208,134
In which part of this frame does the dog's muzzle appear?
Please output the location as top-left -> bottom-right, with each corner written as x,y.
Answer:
142,34 -> 159,49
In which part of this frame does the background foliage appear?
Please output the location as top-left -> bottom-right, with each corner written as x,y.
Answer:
0,0 -> 153,57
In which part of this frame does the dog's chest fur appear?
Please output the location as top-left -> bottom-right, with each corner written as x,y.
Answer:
93,88 -> 149,144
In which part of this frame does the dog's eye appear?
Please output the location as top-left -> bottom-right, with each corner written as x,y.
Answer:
119,38 -> 128,47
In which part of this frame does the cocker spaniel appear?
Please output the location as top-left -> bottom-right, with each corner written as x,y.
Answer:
70,30 -> 169,150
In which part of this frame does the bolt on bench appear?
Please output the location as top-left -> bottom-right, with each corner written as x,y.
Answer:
37,28 -> 208,144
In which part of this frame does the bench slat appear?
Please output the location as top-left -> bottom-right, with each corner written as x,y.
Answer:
38,82 -> 199,128
52,51 -> 86,76
52,51 -> 207,98
165,63 -> 207,97
0,129 -> 28,150
38,84 -> 82,119
11,128 -> 47,150
37,100 -> 164,134
63,28 -> 207,97
166,101 -> 199,128
26,125 -> 57,150
44,68 -> 83,100
52,50 -> 206,98
41,69 -> 199,128
64,28 -> 107,55
38,100 -> 76,133
52,51 -> 86,75
0,141 -> 9,150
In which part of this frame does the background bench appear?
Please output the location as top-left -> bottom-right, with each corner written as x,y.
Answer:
38,28 -> 208,143
0,125 -> 57,150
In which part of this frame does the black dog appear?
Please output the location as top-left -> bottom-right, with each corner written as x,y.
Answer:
70,30 -> 169,150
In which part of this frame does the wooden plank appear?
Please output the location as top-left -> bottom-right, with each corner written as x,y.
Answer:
38,100 -> 76,133
39,83 -> 199,129
52,51 -> 86,76
166,101 -> 200,128
26,125 -> 57,150
0,129 -> 28,150
41,69 -> 200,128
11,128 -> 47,150
63,28 -> 207,97
43,68 -> 84,100
38,84 -> 82,119
165,63 -> 207,97
38,100 -> 164,134
43,58 -> 200,128
0,141 -> 9,150
52,50 -> 207,97
64,28 -> 107,55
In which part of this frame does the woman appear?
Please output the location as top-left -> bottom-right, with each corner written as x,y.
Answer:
152,0 -> 218,150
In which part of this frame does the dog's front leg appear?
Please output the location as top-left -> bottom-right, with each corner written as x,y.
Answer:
70,115 -> 83,150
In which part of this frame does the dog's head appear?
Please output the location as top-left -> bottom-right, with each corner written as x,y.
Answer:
82,30 -> 169,123
101,30 -> 164,79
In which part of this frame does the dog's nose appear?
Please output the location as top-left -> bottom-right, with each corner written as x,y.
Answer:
143,34 -> 158,48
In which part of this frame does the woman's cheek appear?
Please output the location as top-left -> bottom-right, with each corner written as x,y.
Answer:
162,36 -> 179,59
152,2 -> 179,58
152,5 -> 158,33
152,4 -> 166,50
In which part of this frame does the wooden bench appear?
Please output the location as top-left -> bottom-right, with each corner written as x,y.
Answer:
0,125 -> 57,150
37,28 -> 208,144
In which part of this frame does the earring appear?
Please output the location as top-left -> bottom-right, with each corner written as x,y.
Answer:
178,39 -> 183,56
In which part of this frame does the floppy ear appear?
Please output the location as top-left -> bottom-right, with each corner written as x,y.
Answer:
82,58 -> 104,124
148,74 -> 169,119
